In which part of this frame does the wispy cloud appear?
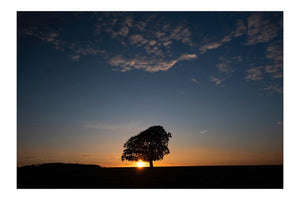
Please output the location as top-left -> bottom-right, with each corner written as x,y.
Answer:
69,55 -> 80,61
245,41 -> 282,93
92,14 -> 198,72
262,84 -> 283,94
233,19 -> 247,37
191,78 -> 199,84
245,66 -> 264,81
216,62 -> 233,74
199,130 -> 208,134
99,15 -> 133,38
245,13 -> 282,45
21,28 -> 64,51
108,54 -> 198,72
199,20 -> 246,54
19,13 -> 198,74
20,25 -> 109,62
210,57 -> 238,86
265,41 -> 283,79
210,76 -> 226,86
199,13 -> 282,54
246,41 -> 282,79
129,34 -> 148,46
170,25 -> 193,46
67,43 -> 108,62
135,21 -> 147,31
199,41 -> 223,54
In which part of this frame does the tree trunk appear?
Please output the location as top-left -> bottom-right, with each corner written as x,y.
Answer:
149,160 -> 153,168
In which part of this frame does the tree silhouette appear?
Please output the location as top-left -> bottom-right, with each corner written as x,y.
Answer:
121,125 -> 172,167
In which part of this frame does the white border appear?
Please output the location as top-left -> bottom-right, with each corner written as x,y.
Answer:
1,0 -> 300,200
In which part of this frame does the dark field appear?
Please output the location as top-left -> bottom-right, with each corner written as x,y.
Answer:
17,163 -> 283,189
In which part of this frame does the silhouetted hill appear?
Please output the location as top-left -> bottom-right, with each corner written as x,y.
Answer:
21,162 -> 101,170
17,164 -> 283,188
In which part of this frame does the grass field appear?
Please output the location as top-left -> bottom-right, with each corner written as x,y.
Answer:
17,163 -> 283,188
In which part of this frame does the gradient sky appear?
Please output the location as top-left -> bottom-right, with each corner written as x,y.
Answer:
17,12 -> 283,167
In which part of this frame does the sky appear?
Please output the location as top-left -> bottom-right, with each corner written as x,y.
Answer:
17,12 -> 283,167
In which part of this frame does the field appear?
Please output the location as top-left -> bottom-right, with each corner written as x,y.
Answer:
17,163 -> 283,189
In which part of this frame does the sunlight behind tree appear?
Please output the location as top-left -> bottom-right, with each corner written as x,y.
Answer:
136,160 -> 147,168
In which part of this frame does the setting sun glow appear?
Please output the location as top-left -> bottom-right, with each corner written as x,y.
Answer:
136,160 -> 147,168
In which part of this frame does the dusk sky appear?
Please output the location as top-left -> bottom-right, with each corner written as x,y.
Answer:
17,12 -> 283,167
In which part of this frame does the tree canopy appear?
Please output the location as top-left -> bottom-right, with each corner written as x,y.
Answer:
121,125 -> 172,167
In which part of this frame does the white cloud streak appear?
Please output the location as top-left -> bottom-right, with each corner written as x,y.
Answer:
199,130 -> 208,134
108,54 -> 198,72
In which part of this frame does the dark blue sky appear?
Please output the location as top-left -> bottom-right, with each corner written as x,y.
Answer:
17,12 -> 283,167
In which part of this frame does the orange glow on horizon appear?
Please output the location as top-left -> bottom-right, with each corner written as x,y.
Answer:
136,160 -> 147,168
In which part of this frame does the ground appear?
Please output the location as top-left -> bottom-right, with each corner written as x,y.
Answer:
17,163 -> 283,188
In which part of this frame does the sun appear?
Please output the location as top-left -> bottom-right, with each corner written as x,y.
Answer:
136,160 -> 147,168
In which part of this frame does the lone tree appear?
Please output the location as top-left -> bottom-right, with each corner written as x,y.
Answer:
121,125 -> 172,168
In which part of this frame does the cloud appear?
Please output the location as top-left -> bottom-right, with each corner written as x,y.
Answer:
163,41 -> 172,47
124,17 -> 133,27
148,40 -> 156,46
136,21 -> 146,31
245,13 -> 281,45
179,54 -> 198,60
245,41 -> 282,94
191,78 -> 198,83
210,57 -> 237,86
233,19 -> 247,37
107,54 -> 197,72
21,28 -> 64,51
199,13 -> 281,54
170,25 -> 193,46
118,26 -> 129,37
199,20 -> 246,54
96,14 -> 133,38
199,130 -> 208,134
265,41 -> 283,79
245,66 -> 264,81
20,13 -> 198,74
245,41 -> 282,81
264,63 -> 283,79
20,25 -> 110,62
71,45 -> 103,56
144,45 -> 163,56
216,63 -> 233,74
199,41 -> 223,54
262,84 -> 283,94
266,42 -> 283,62
210,76 -> 225,85
129,34 -> 148,46
81,155 -> 89,157
35,31 -> 63,51
67,42 -> 109,61
69,55 -> 80,61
